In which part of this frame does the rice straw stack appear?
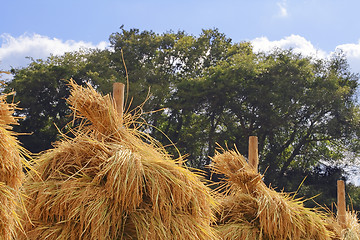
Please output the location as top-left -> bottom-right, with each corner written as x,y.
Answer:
326,210 -> 360,240
20,80 -> 217,239
211,149 -> 335,240
341,211 -> 360,240
0,91 -> 25,240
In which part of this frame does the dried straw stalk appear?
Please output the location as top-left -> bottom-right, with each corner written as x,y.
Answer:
326,210 -> 360,240
341,211 -> 360,240
0,92 -> 25,240
211,149 -> 335,240
20,80 -> 217,239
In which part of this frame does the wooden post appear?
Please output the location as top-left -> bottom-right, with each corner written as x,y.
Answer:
113,82 -> 125,122
248,136 -> 259,172
337,180 -> 346,229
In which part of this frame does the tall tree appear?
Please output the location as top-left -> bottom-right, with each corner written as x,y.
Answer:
149,29 -> 237,167
176,47 -> 360,190
109,27 -> 178,112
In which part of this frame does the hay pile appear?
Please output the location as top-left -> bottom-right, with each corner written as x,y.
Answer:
326,210 -> 360,240
211,149 -> 335,240
341,211 -> 360,240
20,80 -> 217,239
0,91 -> 25,240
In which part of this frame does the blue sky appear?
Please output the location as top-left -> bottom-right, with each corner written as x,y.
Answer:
1,0 -> 360,73
2,0 -> 359,50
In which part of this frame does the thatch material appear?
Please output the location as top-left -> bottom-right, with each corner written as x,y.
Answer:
211,149 -> 335,240
341,211 -> 360,240
0,92 -> 25,240
326,210 -> 360,240
20,80 -> 217,239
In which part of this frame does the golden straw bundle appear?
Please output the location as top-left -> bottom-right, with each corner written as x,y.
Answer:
341,211 -> 360,240
211,149 -> 335,240
0,92 -> 25,240
326,210 -> 360,240
20,80 -> 217,239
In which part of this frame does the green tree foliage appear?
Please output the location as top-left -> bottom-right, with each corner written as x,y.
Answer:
4,27 -> 360,208
108,27 -> 182,134
224,50 -> 360,188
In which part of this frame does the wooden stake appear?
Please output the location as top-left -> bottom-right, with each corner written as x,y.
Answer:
113,82 -> 125,122
337,180 -> 346,229
248,136 -> 259,172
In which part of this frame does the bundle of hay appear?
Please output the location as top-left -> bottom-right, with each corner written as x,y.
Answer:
211,149 -> 335,240
341,211 -> 360,240
326,210 -> 360,240
0,91 -> 25,240
20,80 -> 217,239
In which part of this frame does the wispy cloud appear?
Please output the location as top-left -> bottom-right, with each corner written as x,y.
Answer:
276,0 -> 288,18
0,33 -> 108,70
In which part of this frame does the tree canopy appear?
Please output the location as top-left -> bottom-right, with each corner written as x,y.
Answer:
4,27 -> 360,209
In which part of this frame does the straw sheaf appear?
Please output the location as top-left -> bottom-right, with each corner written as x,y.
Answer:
326,211 -> 360,240
341,211 -> 360,240
0,94 -> 22,186
0,94 -> 25,240
216,221 -> 260,240
0,182 -> 20,240
212,149 -> 334,240
20,80 -> 217,239
0,93 -> 18,128
0,127 -> 23,188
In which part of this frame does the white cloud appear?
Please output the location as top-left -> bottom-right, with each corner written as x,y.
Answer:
0,33 -> 109,70
251,34 -> 327,58
336,41 -> 360,73
251,35 -> 360,74
2,33 -> 360,75
276,0 -> 288,18
336,41 -> 360,58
